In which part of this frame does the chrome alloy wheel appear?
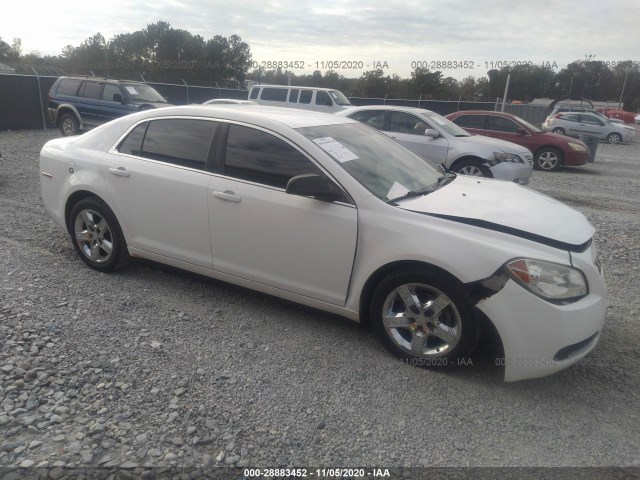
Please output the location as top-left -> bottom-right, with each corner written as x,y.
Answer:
62,118 -> 76,136
74,209 -> 114,264
537,151 -> 559,170
381,283 -> 462,357
458,165 -> 483,176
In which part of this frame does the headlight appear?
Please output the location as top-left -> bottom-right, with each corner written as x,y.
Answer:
492,152 -> 524,163
568,142 -> 587,152
505,258 -> 588,302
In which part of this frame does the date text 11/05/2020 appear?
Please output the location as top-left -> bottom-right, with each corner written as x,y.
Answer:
249,60 -> 568,71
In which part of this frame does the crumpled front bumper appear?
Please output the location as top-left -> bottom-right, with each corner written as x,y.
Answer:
488,161 -> 533,185
476,245 -> 607,382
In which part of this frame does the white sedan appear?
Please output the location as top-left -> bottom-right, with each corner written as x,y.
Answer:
39,105 -> 606,381
337,105 -> 534,184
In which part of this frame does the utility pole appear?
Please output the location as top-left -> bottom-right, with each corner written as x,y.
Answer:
501,74 -> 511,112
618,68 -> 630,108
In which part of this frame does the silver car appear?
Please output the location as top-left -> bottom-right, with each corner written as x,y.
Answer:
337,106 -> 533,185
542,112 -> 635,144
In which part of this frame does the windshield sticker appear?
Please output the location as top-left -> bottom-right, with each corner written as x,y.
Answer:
313,137 -> 359,163
386,181 -> 410,200
125,86 -> 138,94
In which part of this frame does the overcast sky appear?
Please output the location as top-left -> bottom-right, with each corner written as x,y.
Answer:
2,0 -> 639,79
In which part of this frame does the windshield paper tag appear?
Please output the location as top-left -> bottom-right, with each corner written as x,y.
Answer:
386,181 -> 410,199
313,137 -> 359,163
125,86 -> 138,94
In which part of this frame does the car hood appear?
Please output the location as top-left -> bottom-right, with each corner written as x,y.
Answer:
454,134 -> 531,155
398,175 -> 594,250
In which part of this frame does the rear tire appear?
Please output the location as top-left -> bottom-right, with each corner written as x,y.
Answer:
60,113 -> 80,136
68,197 -> 130,272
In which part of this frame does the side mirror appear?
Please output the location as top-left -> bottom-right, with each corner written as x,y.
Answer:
516,128 -> 527,136
286,174 -> 343,202
424,128 -> 440,138
113,93 -> 123,103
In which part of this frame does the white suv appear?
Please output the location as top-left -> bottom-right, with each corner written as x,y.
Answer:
338,106 -> 533,184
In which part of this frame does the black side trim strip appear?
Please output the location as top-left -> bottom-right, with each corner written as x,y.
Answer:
412,211 -> 592,253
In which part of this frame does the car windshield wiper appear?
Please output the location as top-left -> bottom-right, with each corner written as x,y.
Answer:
387,187 -> 433,204
435,172 -> 456,188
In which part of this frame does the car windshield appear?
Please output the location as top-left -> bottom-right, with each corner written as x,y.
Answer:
122,84 -> 167,103
297,122 -> 443,202
328,90 -> 352,106
514,115 -> 543,133
424,113 -> 470,137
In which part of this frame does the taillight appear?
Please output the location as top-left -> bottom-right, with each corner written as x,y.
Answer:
554,114 -> 563,118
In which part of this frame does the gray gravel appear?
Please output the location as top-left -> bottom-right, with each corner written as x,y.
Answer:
0,127 -> 639,474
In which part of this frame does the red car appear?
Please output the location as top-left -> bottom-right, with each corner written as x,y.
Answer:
446,110 -> 591,172
598,107 -> 637,124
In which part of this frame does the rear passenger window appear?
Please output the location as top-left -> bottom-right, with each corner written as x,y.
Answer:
139,119 -> 217,170
452,114 -> 485,129
249,88 -> 259,99
299,90 -> 312,104
315,91 -> 332,106
260,88 -> 288,102
81,82 -> 103,99
118,123 -> 147,156
289,89 -> 299,103
224,124 -> 323,189
56,79 -> 82,96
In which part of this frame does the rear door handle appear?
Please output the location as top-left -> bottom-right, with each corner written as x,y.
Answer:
212,190 -> 241,202
109,167 -> 130,177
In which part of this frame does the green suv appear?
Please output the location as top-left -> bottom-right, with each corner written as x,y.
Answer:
48,76 -> 171,136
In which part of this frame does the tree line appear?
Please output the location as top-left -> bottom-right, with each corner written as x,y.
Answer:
1,23 -> 639,110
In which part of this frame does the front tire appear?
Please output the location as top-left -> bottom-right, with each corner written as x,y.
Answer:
59,113 -> 80,136
370,268 -> 478,367
69,197 -> 129,272
552,127 -> 565,135
607,132 -> 622,144
534,147 -> 563,171
453,159 -> 492,178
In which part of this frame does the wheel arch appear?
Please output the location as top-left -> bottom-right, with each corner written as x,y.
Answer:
534,145 -> 564,162
55,104 -> 82,126
65,190 -> 105,231
449,155 -> 486,171
358,260 -> 467,325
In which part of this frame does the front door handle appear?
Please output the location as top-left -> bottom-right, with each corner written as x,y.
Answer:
109,167 -> 130,177
212,190 -> 241,202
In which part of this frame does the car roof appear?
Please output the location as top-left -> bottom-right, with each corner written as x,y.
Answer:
340,105 -> 437,115
250,84 -> 338,91
448,110 -> 517,118
60,75 -> 145,85
137,104 -> 356,129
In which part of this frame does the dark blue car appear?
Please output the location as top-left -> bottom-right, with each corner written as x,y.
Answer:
48,76 -> 171,136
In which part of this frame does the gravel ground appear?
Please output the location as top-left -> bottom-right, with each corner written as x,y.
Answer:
0,127 -> 639,476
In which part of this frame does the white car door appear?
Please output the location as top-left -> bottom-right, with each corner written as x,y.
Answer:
383,111 -> 449,165
208,123 -> 357,306
101,118 -> 216,267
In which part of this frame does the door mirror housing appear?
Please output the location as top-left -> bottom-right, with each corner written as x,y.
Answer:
516,127 -> 527,136
424,128 -> 440,138
113,93 -> 124,104
286,174 -> 344,202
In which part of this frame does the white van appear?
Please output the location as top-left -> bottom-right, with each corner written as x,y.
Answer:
249,85 -> 352,113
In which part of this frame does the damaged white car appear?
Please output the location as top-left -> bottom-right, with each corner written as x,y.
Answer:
39,105 -> 606,381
